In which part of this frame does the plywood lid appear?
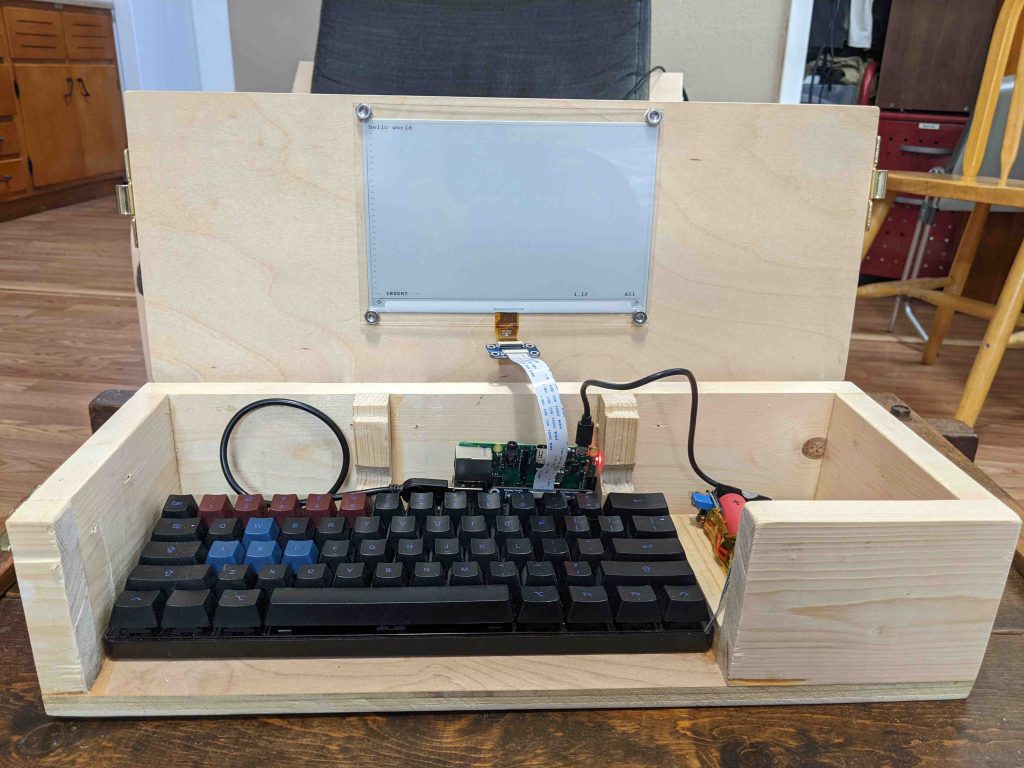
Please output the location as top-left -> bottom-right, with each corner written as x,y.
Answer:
125,92 -> 878,383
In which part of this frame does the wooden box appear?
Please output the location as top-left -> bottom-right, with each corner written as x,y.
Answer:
7,93 -> 1020,716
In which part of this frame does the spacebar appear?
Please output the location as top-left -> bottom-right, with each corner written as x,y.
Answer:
266,586 -> 515,627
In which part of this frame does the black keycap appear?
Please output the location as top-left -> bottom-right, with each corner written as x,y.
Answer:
566,585 -> 613,625
562,560 -> 596,586
396,538 -> 425,568
373,492 -> 404,523
162,494 -> 198,519
600,560 -> 696,587
320,539 -> 352,568
140,539 -> 206,566
215,563 -> 256,595
256,563 -> 293,592
422,515 -> 452,547
110,590 -> 164,631
294,563 -> 331,588
279,517 -> 312,544
631,514 -> 677,539
162,588 -> 215,631
493,514 -> 522,543
541,538 -> 570,566
475,491 -> 503,517
502,538 -> 534,568
574,491 -> 602,517
152,517 -> 206,542
542,493 -> 569,517
518,585 -> 562,624
126,564 -> 214,596
469,537 -> 499,567
661,585 -> 709,625
333,562 -> 368,587
357,539 -> 388,568
597,515 -> 625,544
408,491 -> 435,519
214,589 -> 266,630
563,515 -> 591,541
449,561 -> 483,586
573,538 -> 605,564
488,561 -> 520,591
604,492 -> 669,517
316,516 -> 348,547
508,491 -> 536,518
443,490 -> 468,517
373,561 -> 406,587
206,517 -> 242,545
522,561 -> 557,586
611,537 -> 686,561
387,515 -> 419,546
528,515 -> 557,543
351,516 -> 383,545
412,561 -> 443,586
432,538 -> 461,567
266,586 -> 515,627
612,585 -> 661,624
458,515 -> 488,545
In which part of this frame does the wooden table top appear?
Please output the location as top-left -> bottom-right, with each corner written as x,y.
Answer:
1,396 -> 1022,767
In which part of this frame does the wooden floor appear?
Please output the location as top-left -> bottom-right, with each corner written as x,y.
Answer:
0,198 -> 1022,766
1,197 -> 1023,520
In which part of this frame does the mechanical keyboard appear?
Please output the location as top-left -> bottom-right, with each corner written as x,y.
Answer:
104,486 -> 713,659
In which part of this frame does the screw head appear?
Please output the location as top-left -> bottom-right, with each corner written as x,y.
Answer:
355,103 -> 373,122
364,310 -> 380,325
645,108 -> 663,126
632,310 -> 649,326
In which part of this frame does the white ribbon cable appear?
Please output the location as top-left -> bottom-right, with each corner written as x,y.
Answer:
504,350 -> 569,491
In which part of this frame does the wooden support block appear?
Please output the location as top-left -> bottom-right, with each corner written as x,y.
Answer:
352,392 -> 392,487
595,393 -> 638,493
88,388 -> 138,433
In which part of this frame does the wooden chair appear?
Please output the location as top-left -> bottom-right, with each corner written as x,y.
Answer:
858,0 -> 1024,426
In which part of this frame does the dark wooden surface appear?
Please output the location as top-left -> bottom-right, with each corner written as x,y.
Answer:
0,574 -> 1021,768
876,0 -> 1001,113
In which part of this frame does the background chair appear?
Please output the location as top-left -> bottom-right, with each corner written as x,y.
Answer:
858,0 -> 1024,426
311,0 -> 653,99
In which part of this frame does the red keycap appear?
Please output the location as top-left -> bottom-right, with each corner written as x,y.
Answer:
233,494 -> 267,525
305,493 -> 337,524
269,494 -> 301,524
338,492 -> 370,526
198,494 -> 233,525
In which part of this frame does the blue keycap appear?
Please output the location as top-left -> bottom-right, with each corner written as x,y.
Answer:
282,539 -> 318,568
244,540 -> 281,568
206,540 -> 244,570
242,517 -> 280,548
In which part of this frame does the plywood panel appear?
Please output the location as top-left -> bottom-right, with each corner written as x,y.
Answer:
124,93 -> 879,384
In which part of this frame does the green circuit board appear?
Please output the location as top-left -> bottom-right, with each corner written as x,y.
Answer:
455,441 -> 598,490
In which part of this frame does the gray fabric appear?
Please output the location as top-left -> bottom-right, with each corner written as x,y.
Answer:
312,0 -> 651,100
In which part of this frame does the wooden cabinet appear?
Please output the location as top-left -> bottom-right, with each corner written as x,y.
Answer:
0,2 -> 126,217
72,64 -> 126,177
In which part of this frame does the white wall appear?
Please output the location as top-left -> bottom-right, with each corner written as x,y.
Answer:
114,0 -> 234,91
226,0 -> 794,102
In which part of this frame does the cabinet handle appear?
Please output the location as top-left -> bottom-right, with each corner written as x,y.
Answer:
1,175 -> 12,183
0,136 -> 5,143
64,77 -> 73,99
76,78 -> 91,97
899,144 -> 954,156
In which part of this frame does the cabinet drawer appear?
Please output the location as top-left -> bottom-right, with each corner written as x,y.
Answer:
63,11 -> 115,61
0,68 -> 14,114
0,119 -> 19,155
0,157 -> 28,194
3,6 -> 66,60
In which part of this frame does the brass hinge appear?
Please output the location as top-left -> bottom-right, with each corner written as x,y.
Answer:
115,148 -> 138,247
865,136 -> 888,230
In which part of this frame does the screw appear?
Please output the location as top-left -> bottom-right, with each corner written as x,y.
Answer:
645,108 -> 663,126
364,310 -> 380,325
355,103 -> 373,122
632,310 -> 648,326
890,403 -> 911,421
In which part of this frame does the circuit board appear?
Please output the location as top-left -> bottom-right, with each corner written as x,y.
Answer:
454,441 -> 598,491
